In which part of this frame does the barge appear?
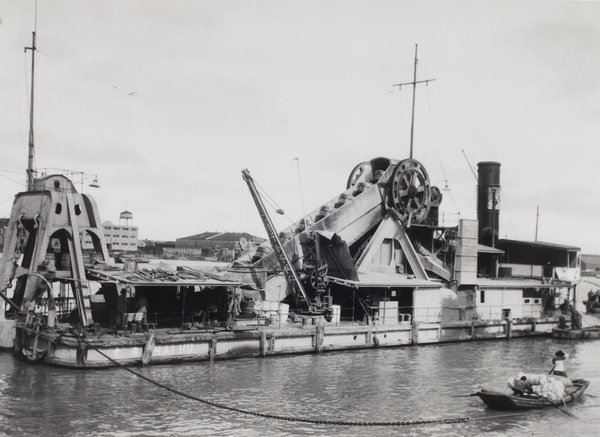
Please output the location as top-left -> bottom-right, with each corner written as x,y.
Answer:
0,156 -> 582,368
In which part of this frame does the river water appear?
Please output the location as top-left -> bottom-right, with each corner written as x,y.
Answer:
1,263 -> 599,436
0,335 -> 599,437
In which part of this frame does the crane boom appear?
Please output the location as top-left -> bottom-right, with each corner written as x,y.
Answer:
241,169 -> 312,309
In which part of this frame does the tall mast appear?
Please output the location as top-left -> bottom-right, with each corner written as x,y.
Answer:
25,32 -> 37,191
535,192 -> 540,242
393,44 -> 435,159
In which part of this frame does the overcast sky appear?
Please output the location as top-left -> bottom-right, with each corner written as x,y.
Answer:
1,0 -> 600,254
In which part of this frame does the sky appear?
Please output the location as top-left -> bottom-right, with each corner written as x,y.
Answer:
1,0 -> 600,254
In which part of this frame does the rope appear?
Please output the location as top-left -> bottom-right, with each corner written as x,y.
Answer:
581,313 -> 600,326
79,336 -> 469,427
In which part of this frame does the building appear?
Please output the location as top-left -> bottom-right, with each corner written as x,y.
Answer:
582,254 -> 600,275
102,210 -> 139,252
169,232 -> 265,261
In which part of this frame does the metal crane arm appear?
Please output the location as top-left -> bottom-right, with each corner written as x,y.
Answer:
241,169 -> 311,309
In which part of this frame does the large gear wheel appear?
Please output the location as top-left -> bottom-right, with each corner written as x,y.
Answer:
346,161 -> 372,189
389,159 -> 432,224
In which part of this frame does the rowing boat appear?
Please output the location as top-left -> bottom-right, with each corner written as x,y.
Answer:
476,379 -> 590,410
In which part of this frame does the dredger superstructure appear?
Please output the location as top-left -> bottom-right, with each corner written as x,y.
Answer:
0,155 -> 581,367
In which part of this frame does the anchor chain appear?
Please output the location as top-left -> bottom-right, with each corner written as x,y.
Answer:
78,336 -> 470,427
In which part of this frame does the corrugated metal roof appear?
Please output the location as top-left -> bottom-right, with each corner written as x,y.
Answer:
477,244 -> 505,254
497,239 -> 581,252
86,265 -> 241,287
328,272 -> 442,289
176,232 -> 262,242
476,277 -> 575,289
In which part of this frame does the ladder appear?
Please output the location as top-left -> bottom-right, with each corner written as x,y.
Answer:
242,169 -> 312,310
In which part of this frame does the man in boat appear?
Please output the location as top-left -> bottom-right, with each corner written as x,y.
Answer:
511,376 -> 533,396
558,314 -> 569,329
550,350 -> 568,378
585,290 -> 599,312
570,307 -> 583,329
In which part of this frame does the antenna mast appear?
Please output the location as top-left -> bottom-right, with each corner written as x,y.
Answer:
393,44 -> 435,159
535,192 -> 540,242
293,158 -> 306,227
25,32 -> 37,191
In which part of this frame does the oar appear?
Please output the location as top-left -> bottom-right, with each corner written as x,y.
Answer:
543,397 -> 577,418
452,393 -> 479,398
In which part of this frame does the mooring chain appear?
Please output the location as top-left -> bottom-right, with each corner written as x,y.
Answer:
79,337 -> 469,427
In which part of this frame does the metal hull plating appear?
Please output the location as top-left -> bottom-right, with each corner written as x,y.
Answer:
13,318 -> 558,368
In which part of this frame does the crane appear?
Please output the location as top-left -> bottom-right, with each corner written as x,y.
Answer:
241,169 -> 316,312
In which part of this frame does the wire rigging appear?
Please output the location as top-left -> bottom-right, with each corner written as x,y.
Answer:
253,179 -> 284,214
294,158 -> 307,227
0,172 -> 27,187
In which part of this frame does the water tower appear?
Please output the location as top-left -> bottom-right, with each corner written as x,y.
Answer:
120,210 -> 133,226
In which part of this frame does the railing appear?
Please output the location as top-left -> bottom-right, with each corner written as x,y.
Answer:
3,299 -> 552,329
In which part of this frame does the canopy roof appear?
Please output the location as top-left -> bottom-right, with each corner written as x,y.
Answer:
328,272 -> 442,289
86,265 -> 241,287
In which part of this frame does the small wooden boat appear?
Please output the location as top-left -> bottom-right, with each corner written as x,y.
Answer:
476,379 -> 590,410
553,327 -> 600,339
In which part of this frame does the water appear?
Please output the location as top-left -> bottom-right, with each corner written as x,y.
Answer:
0,336 -> 599,436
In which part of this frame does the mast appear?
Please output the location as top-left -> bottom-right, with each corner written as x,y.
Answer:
535,193 -> 540,242
25,32 -> 37,191
409,44 -> 418,159
393,44 -> 435,159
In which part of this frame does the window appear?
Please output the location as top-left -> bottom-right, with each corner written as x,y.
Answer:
480,290 -> 486,303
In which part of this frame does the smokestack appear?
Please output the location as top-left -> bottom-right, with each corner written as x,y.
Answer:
477,162 -> 501,247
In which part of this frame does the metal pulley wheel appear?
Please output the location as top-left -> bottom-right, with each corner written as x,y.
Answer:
308,269 -> 320,290
389,159 -> 432,224
308,269 -> 330,291
346,161 -> 372,189
305,259 -> 328,290
315,259 -> 328,277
